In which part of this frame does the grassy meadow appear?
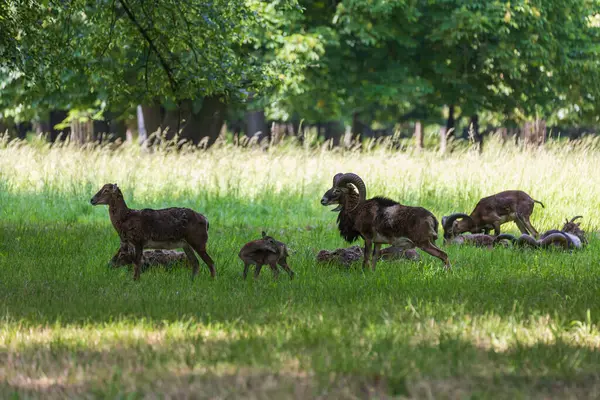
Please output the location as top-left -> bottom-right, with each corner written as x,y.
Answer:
2,134 -> 600,398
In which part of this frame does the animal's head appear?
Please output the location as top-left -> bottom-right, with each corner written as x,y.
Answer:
91,183 -> 121,205
320,172 -> 366,212
441,213 -> 475,240
562,216 -> 587,244
261,231 -> 289,256
108,244 -> 133,267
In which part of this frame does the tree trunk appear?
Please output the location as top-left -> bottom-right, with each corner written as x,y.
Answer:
16,122 -> 31,139
33,118 -> 51,137
161,105 -> 183,141
414,120 -> 423,151
446,105 -> 455,137
49,110 -> 70,142
70,119 -> 94,145
93,120 -> 110,142
136,105 -> 148,145
180,95 -> 227,147
352,112 -> 373,140
522,119 -> 547,147
291,116 -> 303,143
352,112 -> 361,139
469,114 -> 482,152
498,127 -> 508,143
107,113 -> 127,142
0,118 -> 8,136
439,126 -> 448,154
323,120 -> 344,147
245,109 -> 268,143
140,104 -> 163,139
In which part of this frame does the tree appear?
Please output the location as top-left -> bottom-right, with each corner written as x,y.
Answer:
0,0 -> 301,144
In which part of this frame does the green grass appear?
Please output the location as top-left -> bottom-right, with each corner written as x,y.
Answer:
2,135 -> 600,398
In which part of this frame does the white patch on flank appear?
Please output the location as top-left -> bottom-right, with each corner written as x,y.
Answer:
391,237 -> 415,249
498,213 -> 516,224
384,205 -> 401,222
373,233 -> 392,243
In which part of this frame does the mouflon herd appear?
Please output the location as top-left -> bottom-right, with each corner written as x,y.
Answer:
90,173 -> 587,281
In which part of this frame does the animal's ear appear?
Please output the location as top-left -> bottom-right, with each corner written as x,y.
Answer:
441,216 -> 447,226
262,231 -> 267,238
333,173 -> 343,186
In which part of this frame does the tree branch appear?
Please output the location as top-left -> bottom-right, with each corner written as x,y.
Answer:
117,0 -> 179,95
98,0 -> 119,59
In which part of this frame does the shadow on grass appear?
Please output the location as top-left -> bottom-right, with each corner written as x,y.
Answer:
1,332 -> 600,399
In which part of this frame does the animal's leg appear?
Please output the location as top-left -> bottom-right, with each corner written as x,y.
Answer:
182,243 -> 200,279
187,237 -> 216,278
363,239 -> 373,269
521,216 -> 540,238
268,260 -> 280,279
243,262 -> 251,279
419,242 -> 451,270
254,264 -> 264,279
513,215 -> 530,235
492,221 -> 502,236
132,242 -> 143,281
372,244 -> 382,271
278,260 -> 295,280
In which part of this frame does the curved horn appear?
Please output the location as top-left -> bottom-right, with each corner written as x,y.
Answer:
335,173 -> 366,203
333,173 -> 344,186
494,233 -> 517,244
442,213 -> 472,232
569,215 -> 583,224
540,229 -> 564,240
540,232 -> 571,249
515,234 -> 540,248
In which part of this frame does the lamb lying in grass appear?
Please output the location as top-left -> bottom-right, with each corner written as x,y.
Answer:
109,246 -> 189,272
494,216 -> 588,250
446,233 -> 513,248
317,245 -> 420,267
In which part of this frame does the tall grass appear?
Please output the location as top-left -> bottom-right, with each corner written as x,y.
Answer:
1,134 -> 600,398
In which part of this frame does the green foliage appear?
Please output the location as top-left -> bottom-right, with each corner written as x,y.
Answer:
1,0 -> 599,128
0,0 -> 301,121
265,0 -> 600,126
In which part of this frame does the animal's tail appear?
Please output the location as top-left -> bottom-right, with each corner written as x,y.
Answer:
534,199 -> 545,208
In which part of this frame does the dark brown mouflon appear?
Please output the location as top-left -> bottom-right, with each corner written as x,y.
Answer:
91,183 -> 215,281
320,172 -> 450,270
442,190 -> 544,240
